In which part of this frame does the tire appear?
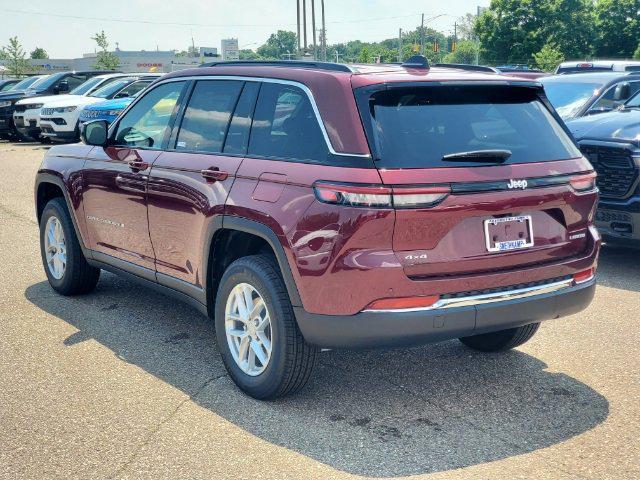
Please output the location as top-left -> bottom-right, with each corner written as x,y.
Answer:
39,197 -> 100,295
215,254 -> 318,400
459,323 -> 540,352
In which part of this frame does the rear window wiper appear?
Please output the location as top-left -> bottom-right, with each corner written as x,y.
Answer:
442,149 -> 512,163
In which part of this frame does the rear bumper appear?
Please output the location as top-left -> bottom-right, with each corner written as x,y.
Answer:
294,278 -> 596,348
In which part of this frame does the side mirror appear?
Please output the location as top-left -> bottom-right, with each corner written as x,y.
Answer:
56,80 -> 70,93
80,120 -> 109,147
613,82 -> 631,101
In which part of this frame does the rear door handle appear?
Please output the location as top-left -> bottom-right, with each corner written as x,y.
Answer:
128,160 -> 150,172
201,167 -> 229,182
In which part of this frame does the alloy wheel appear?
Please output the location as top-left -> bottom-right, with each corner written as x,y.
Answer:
225,283 -> 273,376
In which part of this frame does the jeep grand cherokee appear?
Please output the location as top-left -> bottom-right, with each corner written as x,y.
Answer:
35,58 -> 600,399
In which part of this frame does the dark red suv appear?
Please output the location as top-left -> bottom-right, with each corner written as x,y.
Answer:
35,58 -> 600,399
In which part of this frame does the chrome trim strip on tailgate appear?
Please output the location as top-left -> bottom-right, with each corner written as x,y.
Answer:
364,278 -> 577,313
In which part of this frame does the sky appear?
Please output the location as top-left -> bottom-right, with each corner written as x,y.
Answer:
0,0 -> 490,58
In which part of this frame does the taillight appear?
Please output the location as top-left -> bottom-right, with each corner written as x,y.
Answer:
313,182 -> 450,209
365,295 -> 440,311
573,268 -> 595,284
570,172 -> 597,193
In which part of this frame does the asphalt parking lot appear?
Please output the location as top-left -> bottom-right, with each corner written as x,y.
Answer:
0,141 -> 638,480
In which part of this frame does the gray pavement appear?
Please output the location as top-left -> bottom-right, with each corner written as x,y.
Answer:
0,141 -> 638,479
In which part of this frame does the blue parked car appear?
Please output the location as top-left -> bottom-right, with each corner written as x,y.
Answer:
78,77 -> 155,125
79,96 -> 134,125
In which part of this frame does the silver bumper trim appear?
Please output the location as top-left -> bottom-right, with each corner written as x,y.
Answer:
364,278 -> 581,313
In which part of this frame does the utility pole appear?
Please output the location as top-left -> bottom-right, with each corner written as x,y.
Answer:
420,14 -> 425,55
296,0 -> 301,58
311,0 -> 317,60
321,0 -> 327,61
398,28 -> 403,62
303,0 -> 308,54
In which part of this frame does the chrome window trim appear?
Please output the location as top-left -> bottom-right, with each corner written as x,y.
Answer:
364,278 -> 582,313
115,75 -> 371,159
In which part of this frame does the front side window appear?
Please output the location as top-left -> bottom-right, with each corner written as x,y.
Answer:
590,82 -> 640,113
249,83 -> 328,162
175,80 -> 243,153
114,81 -> 185,149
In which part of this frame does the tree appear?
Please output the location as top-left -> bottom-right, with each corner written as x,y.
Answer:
635,43 -> 640,60
3,37 -> 29,77
91,31 -> 119,70
533,43 -> 565,72
594,0 -> 640,58
456,13 -> 477,40
239,49 -> 262,60
475,0 -> 593,65
444,40 -> 480,64
30,47 -> 48,59
256,30 -> 297,60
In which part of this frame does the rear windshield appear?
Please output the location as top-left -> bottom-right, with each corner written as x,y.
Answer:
358,85 -> 580,169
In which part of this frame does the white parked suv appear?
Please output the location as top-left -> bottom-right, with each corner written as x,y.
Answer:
13,73 -> 133,141
39,74 -> 161,142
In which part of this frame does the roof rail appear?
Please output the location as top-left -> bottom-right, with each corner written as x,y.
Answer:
199,60 -> 353,73
434,63 -> 499,73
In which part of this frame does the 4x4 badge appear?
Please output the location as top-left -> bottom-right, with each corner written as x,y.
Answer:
507,179 -> 528,190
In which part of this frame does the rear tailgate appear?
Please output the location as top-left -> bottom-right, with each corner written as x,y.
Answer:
355,82 -> 598,279
379,160 -> 596,279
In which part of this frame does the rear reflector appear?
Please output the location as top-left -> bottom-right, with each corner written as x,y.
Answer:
365,295 -> 440,311
314,182 -> 450,209
570,171 -> 597,192
573,268 -> 595,284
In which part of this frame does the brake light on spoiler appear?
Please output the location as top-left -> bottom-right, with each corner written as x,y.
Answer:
313,182 -> 450,209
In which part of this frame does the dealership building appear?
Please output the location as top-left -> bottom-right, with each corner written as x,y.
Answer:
1,40 -> 240,75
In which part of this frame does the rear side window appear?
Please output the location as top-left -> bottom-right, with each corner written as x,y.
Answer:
176,80 -> 243,153
249,83 -> 328,162
358,86 -> 581,169
224,82 -> 260,155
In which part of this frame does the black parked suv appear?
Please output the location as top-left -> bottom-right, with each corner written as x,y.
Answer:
567,91 -> 640,246
0,70 -> 117,140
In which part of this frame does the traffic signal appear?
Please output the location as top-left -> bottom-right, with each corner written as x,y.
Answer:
433,42 -> 440,53
451,42 -> 457,52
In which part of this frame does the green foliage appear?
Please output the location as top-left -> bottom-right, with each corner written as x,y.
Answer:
476,0 -> 640,64
91,31 -> 119,70
256,30 -> 297,60
634,43 -> 640,60
443,40 -> 480,65
3,37 -> 29,77
595,0 -> 640,58
30,47 -> 48,59
239,49 -> 262,60
533,43 -> 565,71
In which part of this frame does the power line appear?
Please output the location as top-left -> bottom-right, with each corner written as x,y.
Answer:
0,8 -> 430,29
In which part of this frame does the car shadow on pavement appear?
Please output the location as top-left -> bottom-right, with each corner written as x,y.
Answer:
25,274 -> 609,477
597,244 -> 640,292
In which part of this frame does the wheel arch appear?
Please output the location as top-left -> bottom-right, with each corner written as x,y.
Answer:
35,173 -> 91,259
205,216 -> 303,317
